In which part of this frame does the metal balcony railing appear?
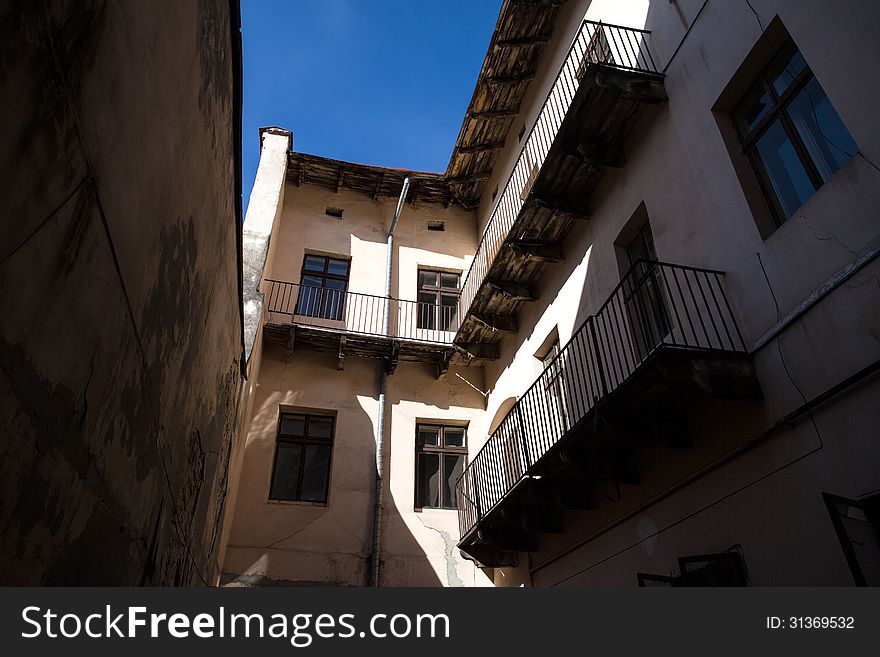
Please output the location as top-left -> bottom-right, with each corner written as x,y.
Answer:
457,20 -> 661,331
264,279 -> 459,345
455,261 -> 747,539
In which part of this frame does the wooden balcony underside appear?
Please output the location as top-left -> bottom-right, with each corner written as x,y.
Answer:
262,322 -> 456,371
458,348 -> 760,567
455,66 -> 666,347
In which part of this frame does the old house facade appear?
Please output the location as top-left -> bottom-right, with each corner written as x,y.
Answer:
225,0 -> 880,587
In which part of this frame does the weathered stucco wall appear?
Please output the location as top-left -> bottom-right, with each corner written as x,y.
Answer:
476,0 -> 880,586
0,0 -> 243,585
223,180 -> 494,586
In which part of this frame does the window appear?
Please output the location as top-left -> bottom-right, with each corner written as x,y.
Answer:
417,269 -> 459,331
415,424 -> 467,509
539,338 -> 568,432
625,222 -> 669,352
824,492 -> 880,586
637,551 -> 748,587
269,412 -> 334,503
296,254 -> 350,321
734,40 -> 857,224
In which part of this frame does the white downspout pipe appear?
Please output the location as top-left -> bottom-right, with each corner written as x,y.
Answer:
368,177 -> 409,587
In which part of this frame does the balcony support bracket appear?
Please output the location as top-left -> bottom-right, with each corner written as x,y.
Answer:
587,66 -> 668,104
509,240 -> 564,263
472,312 -> 518,334
458,342 -> 500,361
385,340 -> 400,375
487,277 -> 537,302
337,335 -> 346,371
286,326 -> 296,363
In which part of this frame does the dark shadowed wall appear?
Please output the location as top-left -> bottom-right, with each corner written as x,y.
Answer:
0,0 -> 243,585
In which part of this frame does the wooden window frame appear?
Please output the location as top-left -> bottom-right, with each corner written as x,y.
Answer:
733,40 -> 851,226
414,423 -> 468,510
297,253 -> 351,320
268,411 -> 335,504
416,268 -> 460,331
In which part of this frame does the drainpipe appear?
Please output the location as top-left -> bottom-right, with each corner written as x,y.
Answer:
369,177 -> 410,587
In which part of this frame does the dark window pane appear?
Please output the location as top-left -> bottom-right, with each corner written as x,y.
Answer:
296,283 -> 322,317
323,278 -> 346,290
418,270 -> 438,288
417,453 -> 441,508
301,275 -> 323,288
270,443 -> 303,500
440,273 -> 459,289
736,83 -> 773,133
308,416 -> 333,439
303,255 -> 326,272
770,48 -> 807,96
443,454 -> 466,509
787,77 -> 856,181
418,426 -> 440,446
444,427 -> 465,447
417,292 -> 436,329
280,414 -> 305,437
300,445 -> 331,502
755,118 -> 816,217
439,294 -> 458,330
327,258 -> 349,277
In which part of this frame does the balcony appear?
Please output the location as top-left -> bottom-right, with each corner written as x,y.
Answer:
455,261 -> 762,567
455,20 -> 667,349
261,279 -> 478,373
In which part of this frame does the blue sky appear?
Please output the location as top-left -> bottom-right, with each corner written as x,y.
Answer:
241,0 -> 503,215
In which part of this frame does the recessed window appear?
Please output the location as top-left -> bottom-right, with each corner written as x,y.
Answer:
734,40 -> 857,225
637,551 -> 748,586
415,424 -> 467,510
625,221 -> 669,351
417,269 -> 459,331
824,492 -> 880,586
325,206 -> 344,219
269,412 -> 335,504
426,220 -> 445,231
297,254 -> 350,320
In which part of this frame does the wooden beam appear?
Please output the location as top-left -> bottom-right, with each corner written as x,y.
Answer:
286,326 -> 296,363
487,277 -> 537,301
486,72 -> 535,85
530,196 -> 591,221
470,108 -> 519,119
572,140 -> 626,168
494,34 -> 550,48
437,349 -> 453,378
457,342 -> 500,361
509,240 -> 564,262
588,66 -> 668,104
372,171 -> 385,200
471,312 -> 518,334
477,528 -> 536,552
337,335 -> 346,371
458,140 -> 506,155
449,171 -> 491,184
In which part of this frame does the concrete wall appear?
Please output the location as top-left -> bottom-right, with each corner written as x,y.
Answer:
476,0 -> 880,586
223,181 -> 493,586
0,0 -> 243,585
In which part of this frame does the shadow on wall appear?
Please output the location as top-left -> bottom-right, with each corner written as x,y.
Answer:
221,345 -> 443,586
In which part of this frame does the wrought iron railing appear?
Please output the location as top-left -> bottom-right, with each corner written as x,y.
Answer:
457,20 -> 662,334
455,260 -> 746,539
264,279 -> 458,344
